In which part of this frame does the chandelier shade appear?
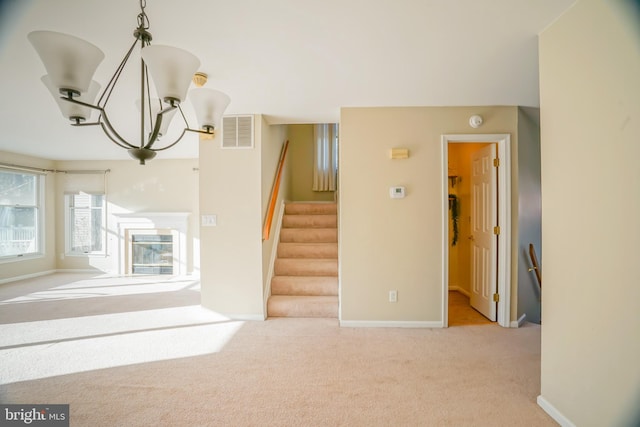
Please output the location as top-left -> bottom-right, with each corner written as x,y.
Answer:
42,75 -> 100,122
28,31 -> 104,95
189,88 -> 231,131
141,45 -> 200,104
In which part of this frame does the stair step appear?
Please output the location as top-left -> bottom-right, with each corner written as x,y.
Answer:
267,295 -> 338,318
282,214 -> 337,229
285,203 -> 337,215
271,276 -> 338,296
277,242 -> 338,259
280,228 -> 337,243
269,202 -> 339,319
275,258 -> 338,276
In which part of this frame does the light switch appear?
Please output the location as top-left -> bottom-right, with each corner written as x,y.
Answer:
201,214 -> 217,227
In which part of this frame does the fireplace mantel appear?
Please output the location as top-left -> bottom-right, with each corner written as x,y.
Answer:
113,212 -> 190,231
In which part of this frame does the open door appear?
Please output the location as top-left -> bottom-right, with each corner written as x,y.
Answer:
470,144 -> 497,321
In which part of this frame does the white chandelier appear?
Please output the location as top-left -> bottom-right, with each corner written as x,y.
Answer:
28,0 -> 230,164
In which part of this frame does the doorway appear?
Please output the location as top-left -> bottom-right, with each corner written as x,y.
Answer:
447,142 -> 495,325
441,134 -> 512,328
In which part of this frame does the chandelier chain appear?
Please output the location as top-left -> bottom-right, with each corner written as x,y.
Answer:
137,0 -> 150,31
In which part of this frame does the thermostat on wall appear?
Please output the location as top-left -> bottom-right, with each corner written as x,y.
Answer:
390,186 -> 406,198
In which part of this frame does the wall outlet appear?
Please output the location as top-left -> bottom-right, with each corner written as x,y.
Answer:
389,290 -> 398,303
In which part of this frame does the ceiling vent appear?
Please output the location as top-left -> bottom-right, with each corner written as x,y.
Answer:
222,115 -> 253,149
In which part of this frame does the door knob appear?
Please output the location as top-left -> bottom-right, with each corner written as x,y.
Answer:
468,235 -> 475,241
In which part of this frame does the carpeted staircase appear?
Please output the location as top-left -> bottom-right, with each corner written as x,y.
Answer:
267,202 -> 338,318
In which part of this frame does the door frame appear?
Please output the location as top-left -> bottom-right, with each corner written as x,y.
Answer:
441,134 -> 512,328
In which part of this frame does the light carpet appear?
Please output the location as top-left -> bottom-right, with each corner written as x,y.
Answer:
0,273 -> 556,426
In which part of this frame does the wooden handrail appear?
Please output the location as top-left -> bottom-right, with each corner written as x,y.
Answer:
528,243 -> 542,288
263,140 -> 289,241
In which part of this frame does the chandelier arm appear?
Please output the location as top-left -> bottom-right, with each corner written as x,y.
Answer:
60,77 -> 140,151
97,37 -> 139,108
98,109 -> 139,149
61,96 -> 101,111
144,113 -> 164,149
149,128 -> 188,152
144,105 -> 178,149
144,65 -> 155,142
186,128 -> 215,136
70,122 -> 101,127
139,55 -> 145,148
176,104 -> 191,129
99,123 -> 138,150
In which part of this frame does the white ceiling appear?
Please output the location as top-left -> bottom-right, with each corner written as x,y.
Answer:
0,0 -> 575,161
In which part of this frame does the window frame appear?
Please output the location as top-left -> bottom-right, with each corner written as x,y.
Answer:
64,192 -> 106,257
0,168 -> 45,263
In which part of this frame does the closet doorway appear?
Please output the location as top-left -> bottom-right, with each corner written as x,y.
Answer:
441,134 -> 512,328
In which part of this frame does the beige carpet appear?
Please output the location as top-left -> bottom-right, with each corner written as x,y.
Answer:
0,273 -> 556,426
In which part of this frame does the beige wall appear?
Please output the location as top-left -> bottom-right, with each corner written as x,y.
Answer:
339,106 -> 519,323
0,151 -> 56,281
1,151 -> 199,282
54,159 -> 200,275
287,124 -> 335,202
199,115 -> 265,319
539,0 -> 640,425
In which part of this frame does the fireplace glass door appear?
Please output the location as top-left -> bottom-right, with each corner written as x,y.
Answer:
131,234 -> 173,274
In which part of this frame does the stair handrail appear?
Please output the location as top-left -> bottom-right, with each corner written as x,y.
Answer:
263,140 -> 290,241
528,243 -> 542,288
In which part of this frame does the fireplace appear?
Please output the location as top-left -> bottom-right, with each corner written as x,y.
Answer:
114,212 -> 190,276
131,232 -> 174,274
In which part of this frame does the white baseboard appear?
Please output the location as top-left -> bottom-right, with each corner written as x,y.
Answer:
448,286 -> 470,297
55,269 -> 108,274
0,269 -> 57,285
510,313 -> 527,328
537,395 -> 576,427
340,320 -> 443,328
0,269 -> 197,285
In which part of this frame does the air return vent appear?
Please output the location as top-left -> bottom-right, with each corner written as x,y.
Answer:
222,115 -> 254,149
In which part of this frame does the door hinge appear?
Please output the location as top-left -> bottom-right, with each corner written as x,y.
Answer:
493,158 -> 500,167
493,226 -> 500,235
493,293 -> 500,302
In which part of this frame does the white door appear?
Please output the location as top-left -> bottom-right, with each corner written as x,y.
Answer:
470,144 -> 497,321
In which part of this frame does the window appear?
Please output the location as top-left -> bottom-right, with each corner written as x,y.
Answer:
66,193 -> 105,255
313,123 -> 339,191
0,169 -> 44,260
